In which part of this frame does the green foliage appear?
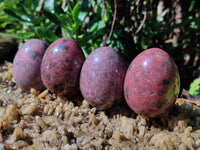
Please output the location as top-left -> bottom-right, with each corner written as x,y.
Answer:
126,1 -> 200,55
1,0 -> 200,90
0,0 -> 119,57
0,0 -> 58,42
188,78 -> 200,95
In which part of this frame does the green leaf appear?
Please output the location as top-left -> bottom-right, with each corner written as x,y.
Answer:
24,0 -> 38,11
78,11 -> 88,22
59,14 -> 73,26
188,0 -> 195,12
0,22 -> 8,28
61,28 -> 71,38
72,3 -> 80,27
87,19 -> 103,33
61,27 -> 76,39
35,27 -> 59,44
44,0 -> 55,13
78,0 -> 90,22
54,4 -> 65,15
0,33 -> 26,39
197,103 -> 200,107
3,9 -> 25,21
188,78 -> 200,95
43,9 -> 62,26
161,20 -> 191,35
3,2 -> 33,22
43,9 -> 67,30
88,21 -> 101,33
0,16 -> 15,22
59,15 -> 76,35
16,31 -> 35,38
78,28 -> 103,43
21,1 -> 34,16
82,48 -> 89,58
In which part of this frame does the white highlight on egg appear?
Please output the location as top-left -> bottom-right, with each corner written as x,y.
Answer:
143,61 -> 148,67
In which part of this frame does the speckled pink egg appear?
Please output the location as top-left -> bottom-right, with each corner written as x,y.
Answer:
80,47 -> 127,110
124,48 -> 180,118
41,38 -> 85,96
13,39 -> 48,91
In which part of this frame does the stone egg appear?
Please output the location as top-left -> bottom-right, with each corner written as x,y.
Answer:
124,48 -> 180,118
80,47 -> 127,109
13,39 -> 48,91
41,38 -> 85,96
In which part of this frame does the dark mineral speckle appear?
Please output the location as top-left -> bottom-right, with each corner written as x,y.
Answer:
28,51 -> 42,61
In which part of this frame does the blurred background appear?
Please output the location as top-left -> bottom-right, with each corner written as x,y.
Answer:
0,0 -> 200,95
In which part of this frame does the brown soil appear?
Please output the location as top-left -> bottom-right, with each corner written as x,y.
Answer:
0,61 -> 200,150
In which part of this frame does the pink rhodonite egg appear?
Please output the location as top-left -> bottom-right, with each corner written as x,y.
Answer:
124,48 -> 180,118
13,39 -> 48,91
41,38 -> 85,97
80,47 -> 127,109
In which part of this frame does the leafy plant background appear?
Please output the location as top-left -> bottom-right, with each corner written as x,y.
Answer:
0,0 -> 200,94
